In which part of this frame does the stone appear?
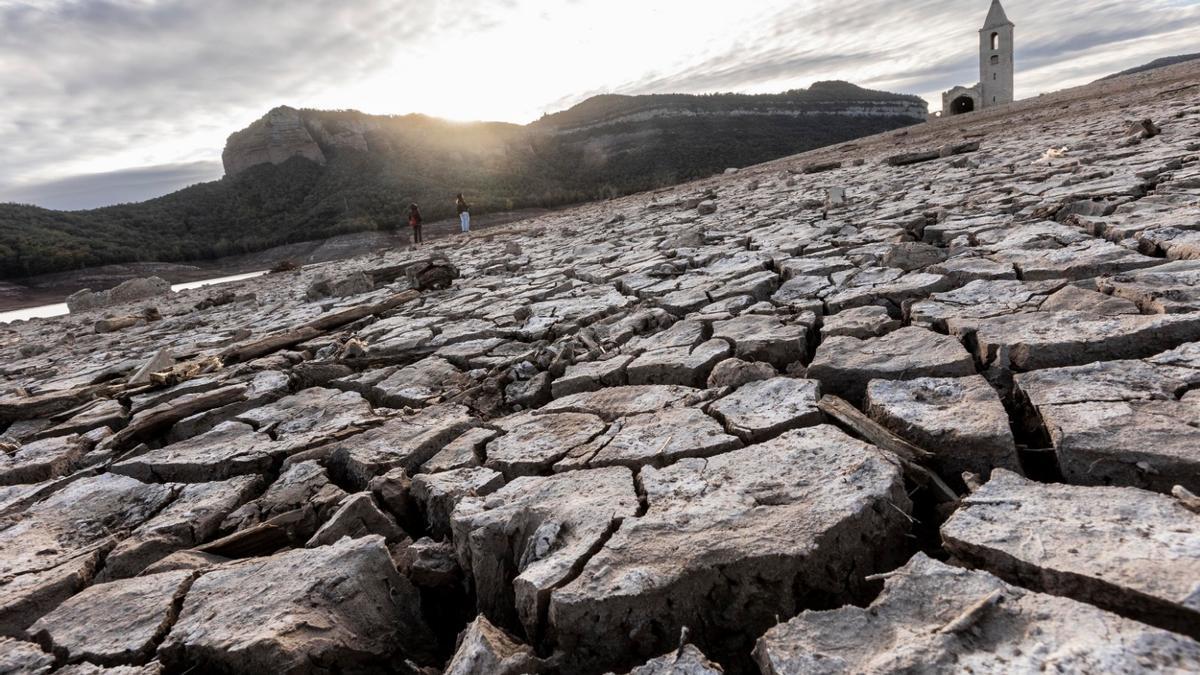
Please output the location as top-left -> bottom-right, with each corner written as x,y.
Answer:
1038,284 -> 1140,315
1040,397 -> 1200,494
158,536 -> 435,672
233,387 -> 377,455
754,553 -> 1200,674
407,258 -> 461,290
304,271 -> 374,301
101,476 -> 262,580
621,645 -> 725,674
696,200 -> 717,215
306,492 -> 407,546
0,553 -> 103,639
367,357 -> 466,407
220,460 -> 347,533
484,412 -> 607,478
444,615 -> 541,675
411,467 -> 505,540
66,277 -> 172,314
880,242 -> 948,271
326,404 -> 476,490
548,426 -> 911,671
141,551 -> 230,576
422,427 -> 497,473
707,378 -> 823,443
711,315 -> 807,369
128,348 -> 175,386
222,105 -> 327,176
943,470 -> 1200,639
865,375 -> 1020,486
451,467 -> 639,640
808,327 -> 976,403
554,407 -> 742,471
626,339 -> 732,388
0,637 -> 54,674
110,421 -> 277,483
0,434 -> 91,486
552,356 -> 634,398
397,537 -> 463,589
705,357 -> 777,389
537,385 -> 699,421
29,570 -> 194,666
821,305 -> 900,339
955,311 -> 1200,372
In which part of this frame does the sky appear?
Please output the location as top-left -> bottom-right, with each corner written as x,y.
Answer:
1,0 -> 1197,210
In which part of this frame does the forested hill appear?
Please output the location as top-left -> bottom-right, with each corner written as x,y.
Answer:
0,82 -> 926,279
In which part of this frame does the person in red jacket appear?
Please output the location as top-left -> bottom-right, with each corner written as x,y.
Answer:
407,203 -> 423,246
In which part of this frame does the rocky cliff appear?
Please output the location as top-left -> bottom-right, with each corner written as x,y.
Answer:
221,106 -> 328,177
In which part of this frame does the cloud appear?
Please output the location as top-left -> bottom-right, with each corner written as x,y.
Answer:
0,161 -> 223,211
3,0 -> 1198,210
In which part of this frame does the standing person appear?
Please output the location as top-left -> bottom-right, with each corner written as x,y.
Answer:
455,193 -> 471,234
407,203 -> 423,247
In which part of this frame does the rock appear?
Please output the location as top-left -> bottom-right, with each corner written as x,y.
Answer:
422,427 -> 497,473
110,421 -> 277,483
0,474 -> 175,635
537,385 -> 699,421
554,407 -> 742,471
943,470 -> 1200,639
222,105 -> 327,176
0,637 -> 54,674
101,476 -> 262,580
711,315 -> 808,369
128,349 -> 175,386
506,371 -> 552,408
626,339 -> 732,388
548,426 -> 911,671
397,537 -> 463,589
880,242 -> 948,271
1040,397 -> 1200,494
865,375 -> 1020,487
451,467 -> 639,639
158,536 -> 435,672
696,200 -> 718,215
444,615 -> 541,675
220,460 -> 346,533
305,271 -> 374,301
552,356 -> 634,398
705,358 -> 777,389
754,553 -> 1200,674
954,311 -> 1200,372
233,387 -> 377,455
620,645 -> 725,674
484,412 -> 607,478
411,467 -> 505,540
306,492 -> 407,546
808,327 -> 976,403
0,434 -> 91,486
1038,284 -> 1139,315
29,570 -> 194,666
820,305 -> 900,339
326,404 -> 476,490
707,378 -> 823,443
141,550 -> 230,576
407,258 -> 461,291
66,277 -> 172,314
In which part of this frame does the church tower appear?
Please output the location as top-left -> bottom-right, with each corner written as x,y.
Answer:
979,0 -> 1014,108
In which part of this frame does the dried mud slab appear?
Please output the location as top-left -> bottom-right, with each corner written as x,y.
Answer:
942,470 -> 1200,638
808,327 -> 976,403
548,425 -> 911,672
754,553 -> 1200,674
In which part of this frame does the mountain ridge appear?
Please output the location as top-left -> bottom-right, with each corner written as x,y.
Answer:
1,81 -> 926,279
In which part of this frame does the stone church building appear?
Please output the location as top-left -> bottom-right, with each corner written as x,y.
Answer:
942,0 -> 1014,116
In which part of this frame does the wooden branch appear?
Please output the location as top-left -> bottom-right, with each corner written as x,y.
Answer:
936,590 -> 1003,634
818,395 -> 960,503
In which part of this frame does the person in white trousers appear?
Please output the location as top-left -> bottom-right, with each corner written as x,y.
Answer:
456,193 -> 471,233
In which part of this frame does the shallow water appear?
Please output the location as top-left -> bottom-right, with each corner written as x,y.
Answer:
0,270 -> 267,324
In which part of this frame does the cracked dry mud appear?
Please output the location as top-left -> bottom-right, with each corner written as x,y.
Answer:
2,61 -> 1200,674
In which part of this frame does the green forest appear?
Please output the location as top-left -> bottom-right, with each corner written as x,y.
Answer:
0,83 -> 925,279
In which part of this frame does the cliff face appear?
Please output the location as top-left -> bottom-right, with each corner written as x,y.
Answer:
221,83 -> 928,178
222,106 -> 327,177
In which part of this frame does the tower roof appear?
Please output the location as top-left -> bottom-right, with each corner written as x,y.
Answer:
982,0 -> 1013,29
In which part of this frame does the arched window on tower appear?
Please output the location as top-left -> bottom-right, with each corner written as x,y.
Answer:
991,32 -> 1000,50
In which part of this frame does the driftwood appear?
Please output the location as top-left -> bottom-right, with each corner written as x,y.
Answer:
936,590 -> 1004,634
817,395 -> 959,503
0,385 -> 108,424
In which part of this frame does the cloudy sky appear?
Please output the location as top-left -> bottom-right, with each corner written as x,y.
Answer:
1,0 -> 1196,210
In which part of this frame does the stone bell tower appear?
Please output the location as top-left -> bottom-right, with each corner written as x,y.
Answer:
979,0 -> 1014,108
